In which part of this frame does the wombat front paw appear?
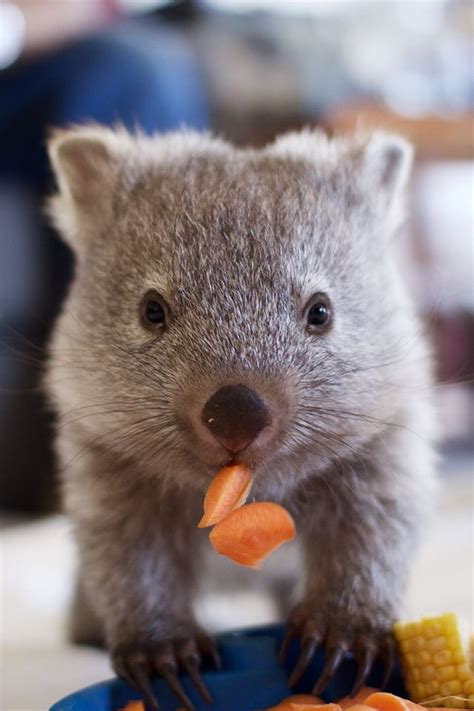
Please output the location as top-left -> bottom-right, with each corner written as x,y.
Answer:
111,630 -> 220,711
280,602 -> 395,696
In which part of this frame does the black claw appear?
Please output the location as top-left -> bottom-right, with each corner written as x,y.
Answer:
312,644 -> 347,696
380,636 -> 396,689
288,634 -> 321,687
153,647 -> 194,711
197,634 -> 221,670
182,656 -> 213,704
279,623 -> 297,663
350,643 -> 376,697
114,658 -> 159,711
160,667 -> 194,711
131,666 -> 160,711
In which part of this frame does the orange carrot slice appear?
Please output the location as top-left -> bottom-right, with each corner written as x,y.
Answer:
264,697 -> 328,711
290,704 -> 341,711
344,706 -> 378,711
209,501 -> 296,568
338,687 -> 378,708
119,702 -> 145,711
365,693 -> 427,711
198,463 -> 253,528
364,693 -> 412,711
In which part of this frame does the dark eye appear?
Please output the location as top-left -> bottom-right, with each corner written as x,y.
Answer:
305,293 -> 332,333
140,290 -> 169,330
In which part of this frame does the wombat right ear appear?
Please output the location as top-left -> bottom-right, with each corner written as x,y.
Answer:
47,126 -> 123,250
357,131 -> 414,204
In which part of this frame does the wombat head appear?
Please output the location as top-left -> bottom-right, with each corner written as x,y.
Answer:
46,126 -> 421,492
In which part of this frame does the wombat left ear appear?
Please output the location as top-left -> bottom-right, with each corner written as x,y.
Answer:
359,131 -> 414,202
48,126 -> 120,209
47,125 -> 125,250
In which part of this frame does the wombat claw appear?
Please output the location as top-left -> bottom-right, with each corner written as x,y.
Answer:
280,615 -> 395,697
112,632 -> 220,710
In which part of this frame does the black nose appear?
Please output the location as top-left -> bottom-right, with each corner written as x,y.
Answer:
201,384 -> 271,453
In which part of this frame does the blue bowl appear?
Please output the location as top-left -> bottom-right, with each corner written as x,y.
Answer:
50,623 -> 406,711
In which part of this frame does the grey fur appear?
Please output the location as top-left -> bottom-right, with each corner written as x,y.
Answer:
45,126 -> 436,660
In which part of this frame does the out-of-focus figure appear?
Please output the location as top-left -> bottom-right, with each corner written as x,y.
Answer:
0,0 -> 209,511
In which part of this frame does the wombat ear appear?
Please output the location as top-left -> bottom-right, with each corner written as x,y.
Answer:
47,126 -> 123,250
357,131 -> 414,203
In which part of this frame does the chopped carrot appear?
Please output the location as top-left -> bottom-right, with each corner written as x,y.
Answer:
287,695 -> 325,705
209,501 -> 296,568
364,692 -> 413,711
290,704 -> 341,711
344,706 -> 378,711
264,697 -> 331,710
119,702 -> 145,711
198,463 -> 253,527
341,691 -> 425,711
338,687 -> 378,708
291,704 -> 342,711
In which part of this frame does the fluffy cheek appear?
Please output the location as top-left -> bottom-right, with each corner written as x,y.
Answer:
285,362 -> 399,471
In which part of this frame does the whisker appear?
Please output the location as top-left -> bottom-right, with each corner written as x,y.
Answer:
290,422 -> 364,501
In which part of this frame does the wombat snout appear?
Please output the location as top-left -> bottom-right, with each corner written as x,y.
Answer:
201,384 -> 271,453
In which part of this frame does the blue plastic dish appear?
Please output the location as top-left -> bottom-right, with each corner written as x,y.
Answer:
50,623 -> 406,711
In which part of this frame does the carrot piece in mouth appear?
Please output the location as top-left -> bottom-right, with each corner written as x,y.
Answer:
198,463 -> 253,528
209,501 -> 296,568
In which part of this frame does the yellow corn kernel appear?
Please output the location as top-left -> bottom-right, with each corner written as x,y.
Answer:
425,680 -> 440,695
414,682 -> 427,698
440,680 -> 462,696
441,614 -> 459,632
434,649 -> 454,666
421,665 -> 437,682
425,625 -> 442,639
427,636 -> 449,654
438,665 -> 456,682
407,621 -> 422,636
419,650 -> 433,666
407,635 -> 426,652
459,664 -> 473,681
463,679 -> 474,694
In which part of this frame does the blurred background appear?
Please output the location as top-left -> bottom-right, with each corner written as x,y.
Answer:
0,1 -> 472,709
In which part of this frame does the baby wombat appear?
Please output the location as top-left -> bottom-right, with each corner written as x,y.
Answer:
45,126 -> 436,709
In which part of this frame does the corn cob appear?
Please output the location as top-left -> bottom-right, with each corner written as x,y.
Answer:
393,613 -> 474,709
